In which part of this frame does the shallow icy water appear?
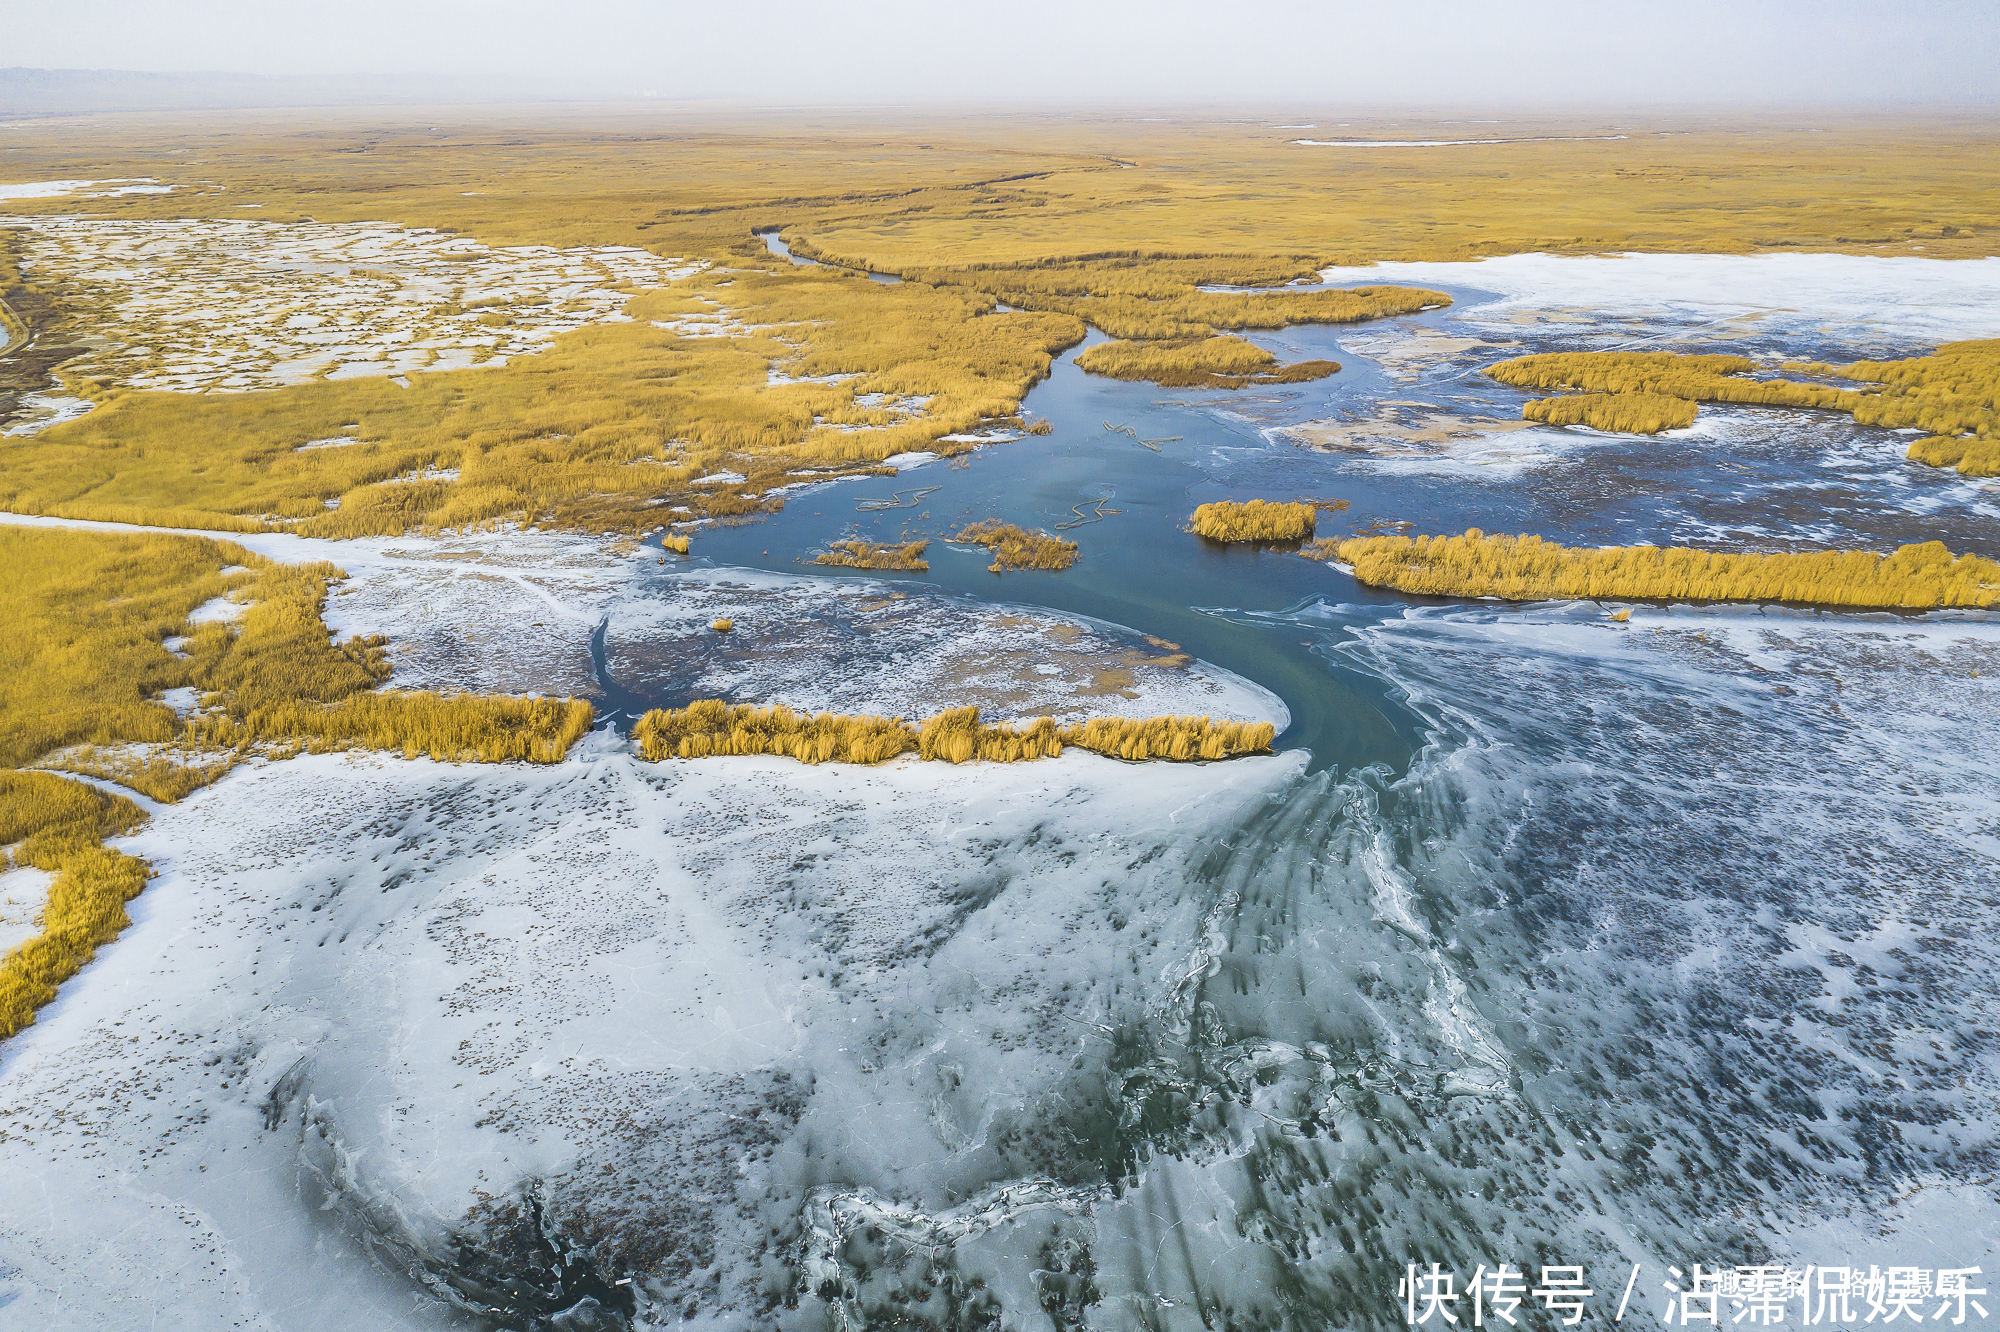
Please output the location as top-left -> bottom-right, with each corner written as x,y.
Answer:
674,253 -> 2000,773
2,254 -> 1997,1331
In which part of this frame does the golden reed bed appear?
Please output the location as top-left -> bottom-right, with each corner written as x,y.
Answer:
633,701 -> 1276,766
1317,531 -> 2000,609
1489,345 -> 2000,477
0,525 -> 598,1039
1188,499 -> 1321,543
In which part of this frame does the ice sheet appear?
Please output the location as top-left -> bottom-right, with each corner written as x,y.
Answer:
1329,252 -> 2000,348
0,743 -> 1301,1329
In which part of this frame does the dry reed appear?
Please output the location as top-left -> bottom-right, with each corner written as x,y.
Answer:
918,707 -> 1066,762
951,520 -> 1079,572
1492,345 -> 2000,476
1060,715 -> 1276,762
1522,391 -> 1698,433
814,539 -> 931,571
1075,336 -> 1340,389
632,702 -> 1275,767
1189,499 -> 1319,542
1336,530 -> 2000,609
0,772 -> 150,1039
1787,339 -> 2000,476
634,700 -> 914,764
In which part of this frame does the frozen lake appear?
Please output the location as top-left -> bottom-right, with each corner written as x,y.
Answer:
1,253 -> 1996,1330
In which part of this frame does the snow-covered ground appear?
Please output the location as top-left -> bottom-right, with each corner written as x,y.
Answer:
0,179 -> 173,200
4,243 -> 1996,1329
0,515 -> 1287,727
0,215 -> 702,403
0,506 -> 1295,1329
0,739 -> 1301,1329
1330,251 -> 2000,349
0,867 -> 54,955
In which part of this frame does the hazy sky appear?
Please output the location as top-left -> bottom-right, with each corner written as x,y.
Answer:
12,0 -> 2000,105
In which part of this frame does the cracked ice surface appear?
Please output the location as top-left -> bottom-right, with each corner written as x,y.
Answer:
0,739 -> 1301,1329
2,215 -> 703,396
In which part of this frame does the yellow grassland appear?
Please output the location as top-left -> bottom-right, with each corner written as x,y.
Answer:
633,701 -> 1275,766
951,520 -> 1079,572
5,110 -> 1993,269
3,524 -> 594,776
4,269 -> 1086,537
0,110 -> 1992,537
885,262 -> 1447,341
0,523 -> 596,1037
0,525 -> 255,766
1189,499 -> 1319,542
662,534 -> 692,555
1074,335 -> 1341,389
0,773 -> 151,1038
1522,391 -> 1699,433
1335,531 -> 2000,609
814,538 -> 931,571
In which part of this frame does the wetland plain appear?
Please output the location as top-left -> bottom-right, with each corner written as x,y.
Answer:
0,104 -> 1996,1331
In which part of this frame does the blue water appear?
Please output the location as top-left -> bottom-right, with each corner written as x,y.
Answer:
645,282 -> 1993,775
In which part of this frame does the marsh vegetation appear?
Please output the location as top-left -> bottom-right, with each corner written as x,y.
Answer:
0,773 -> 149,1038
1489,343 -> 2000,476
0,524 -> 594,1035
814,538 -> 931,571
633,701 -> 1275,766
1328,530 -> 2000,608
1188,499 -> 1323,543
950,520 -> 1080,572
1074,335 -> 1339,388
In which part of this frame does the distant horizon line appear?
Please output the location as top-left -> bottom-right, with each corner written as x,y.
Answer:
1,67 -> 1996,118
